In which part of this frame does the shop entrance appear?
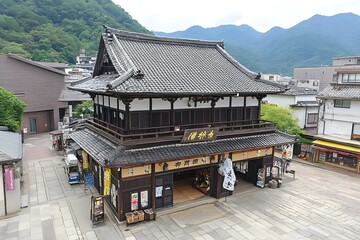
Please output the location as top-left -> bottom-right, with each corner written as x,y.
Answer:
173,168 -> 210,205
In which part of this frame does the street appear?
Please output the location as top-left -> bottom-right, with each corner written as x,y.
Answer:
1,133 -> 360,240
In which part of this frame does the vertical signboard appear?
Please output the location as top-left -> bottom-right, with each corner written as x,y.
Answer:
103,168 -> 111,196
4,166 -> 15,191
82,150 -> 88,170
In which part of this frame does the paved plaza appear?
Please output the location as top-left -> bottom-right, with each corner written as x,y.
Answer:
1,133 -> 360,240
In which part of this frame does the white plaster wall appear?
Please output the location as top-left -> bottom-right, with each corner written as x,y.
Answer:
109,97 -> 117,109
0,166 -> 5,216
215,97 -> 230,108
130,99 -> 150,111
292,108 -> 304,128
94,95 -> 98,104
246,97 -> 259,107
152,98 -> 170,110
264,94 -> 295,108
295,95 -> 318,102
319,99 -> 360,139
118,100 -> 125,111
173,98 -> 212,109
292,106 -> 319,129
103,96 -> 109,107
231,97 -> 245,107
323,100 -> 360,123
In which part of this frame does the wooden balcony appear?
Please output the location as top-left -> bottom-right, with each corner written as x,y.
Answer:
84,118 -> 277,148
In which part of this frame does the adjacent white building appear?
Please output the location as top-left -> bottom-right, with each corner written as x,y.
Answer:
264,86 -> 319,133
314,65 -> 360,172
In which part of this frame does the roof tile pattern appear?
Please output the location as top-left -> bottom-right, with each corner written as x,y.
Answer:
317,84 -> 360,99
70,128 -> 296,167
72,29 -> 285,95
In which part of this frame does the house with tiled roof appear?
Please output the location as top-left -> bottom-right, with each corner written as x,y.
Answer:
314,65 -> 360,172
69,27 -> 296,221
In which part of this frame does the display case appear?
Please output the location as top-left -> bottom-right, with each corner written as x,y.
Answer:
125,210 -> 145,225
90,196 -> 104,225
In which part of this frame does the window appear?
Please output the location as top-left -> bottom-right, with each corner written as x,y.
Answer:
334,100 -> 351,108
341,73 -> 360,83
352,123 -> 360,141
342,74 -> 349,82
307,113 -> 318,124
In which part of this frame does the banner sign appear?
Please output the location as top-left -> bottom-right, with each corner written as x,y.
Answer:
84,173 -> 94,187
182,127 -> 219,143
4,166 -> 15,191
82,150 -> 88,169
103,168 -> 111,196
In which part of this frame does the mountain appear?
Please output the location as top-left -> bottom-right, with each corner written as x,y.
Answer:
155,13 -> 360,76
0,0 -> 150,63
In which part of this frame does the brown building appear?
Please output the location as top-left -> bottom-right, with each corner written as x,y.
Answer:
0,54 -> 68,134
69,27 -> 296,222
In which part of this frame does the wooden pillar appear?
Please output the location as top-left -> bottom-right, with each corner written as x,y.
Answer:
116,97 -> 119,127
167,98 -> 177,126
228,96 -> 232,122
151,163 -> 156,210
122,99 -> 133,130
256,95 -> 265,120
118,168 -> 123,220
243,96 -> 247,121
149,98 -> 152,127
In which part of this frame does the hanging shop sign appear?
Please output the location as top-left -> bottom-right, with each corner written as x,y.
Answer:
121,164 -> 152,178
182,127 -> 219,143
103,168 -> 111,196
4,165 -> 15,191
82,150 -> 88,170
218,158 -> 236,191
155,155 -> 219,173
232,148 -> 272,162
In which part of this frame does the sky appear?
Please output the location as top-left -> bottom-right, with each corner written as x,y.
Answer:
113,0 -> 360,33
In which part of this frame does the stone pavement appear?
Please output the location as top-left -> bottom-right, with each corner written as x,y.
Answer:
1,133 -> 360,239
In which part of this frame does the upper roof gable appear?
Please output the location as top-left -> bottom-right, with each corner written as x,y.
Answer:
72,27 -> 286,96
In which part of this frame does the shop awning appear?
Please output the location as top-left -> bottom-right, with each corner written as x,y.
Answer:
313,140 -> 360,154
312,145 -> 350,156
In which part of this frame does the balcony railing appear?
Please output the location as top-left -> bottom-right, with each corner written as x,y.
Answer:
84,118 -> 277,146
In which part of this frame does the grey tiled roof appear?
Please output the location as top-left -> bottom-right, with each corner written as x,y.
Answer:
69,127 -> 296,167
0,131 -> 22,163
290,101 -> 319,107
69,128 -> 117,163
317,84 -> 360,99
282,86 -> 318,96
58,84 -> 91,102
71,28 -> 286,96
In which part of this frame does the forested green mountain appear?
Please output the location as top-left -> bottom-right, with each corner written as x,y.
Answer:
155,13 -> 360,76
0,0 -> 150,63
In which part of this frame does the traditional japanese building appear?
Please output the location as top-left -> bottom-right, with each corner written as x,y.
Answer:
69,27 -> 296,221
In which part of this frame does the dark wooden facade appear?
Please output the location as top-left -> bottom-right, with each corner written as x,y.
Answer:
69,28 -> 296,222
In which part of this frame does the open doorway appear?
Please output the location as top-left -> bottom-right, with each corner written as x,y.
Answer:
173,168 -> 210,205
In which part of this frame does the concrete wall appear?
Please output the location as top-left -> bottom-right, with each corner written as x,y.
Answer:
293,66 -> 335,92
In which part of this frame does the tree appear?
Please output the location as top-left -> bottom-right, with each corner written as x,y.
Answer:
0,87 -> 26,132
260,103 -> 303,137
72,100 -> 94,118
